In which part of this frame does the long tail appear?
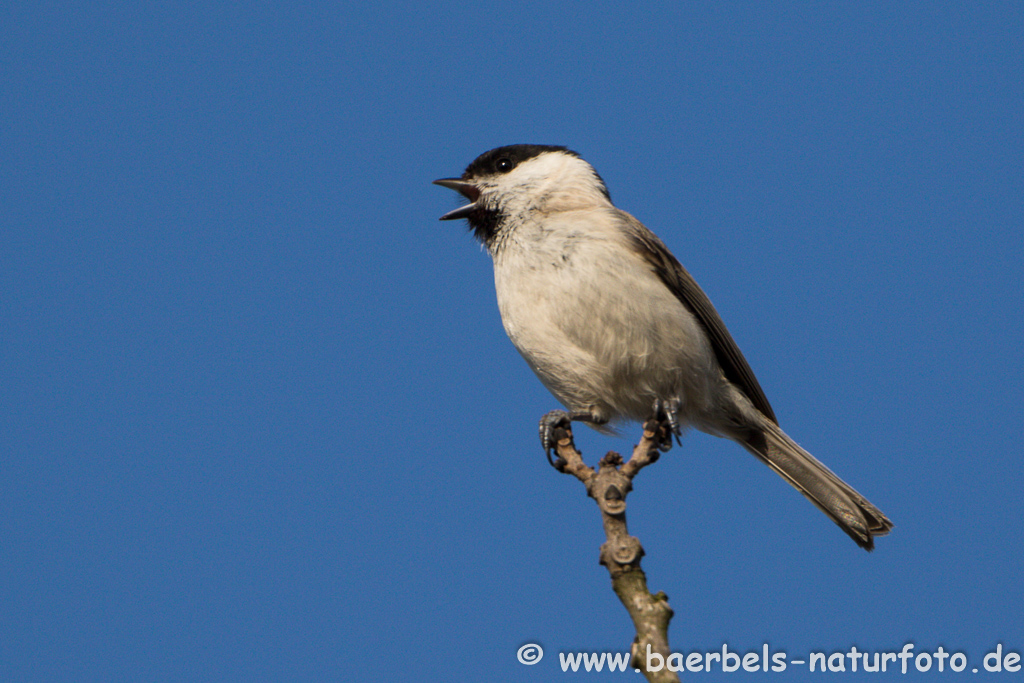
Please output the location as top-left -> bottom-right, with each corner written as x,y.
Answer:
740,419 -> 893,550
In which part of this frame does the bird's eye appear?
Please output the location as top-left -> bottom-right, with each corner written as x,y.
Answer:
495,157 -> 514,173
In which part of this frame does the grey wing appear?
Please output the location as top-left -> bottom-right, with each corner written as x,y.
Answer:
620,211 -> 778,424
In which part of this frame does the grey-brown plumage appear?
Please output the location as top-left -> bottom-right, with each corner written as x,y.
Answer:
435,144 -> 893,550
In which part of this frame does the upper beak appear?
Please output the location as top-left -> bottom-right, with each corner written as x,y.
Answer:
433,178 -> 481,221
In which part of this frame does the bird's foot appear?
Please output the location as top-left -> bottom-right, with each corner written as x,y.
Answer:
539,409 -> 605,469
651,398 -> 683,452
539,410 -> 573,469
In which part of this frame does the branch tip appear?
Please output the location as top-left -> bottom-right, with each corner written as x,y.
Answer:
546,416 -> 679,683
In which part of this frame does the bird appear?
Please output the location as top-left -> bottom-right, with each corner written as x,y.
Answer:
434,144 -> 892,550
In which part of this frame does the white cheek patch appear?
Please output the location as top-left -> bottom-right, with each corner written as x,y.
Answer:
500,153 -> 609,211
517,151 -> 575,180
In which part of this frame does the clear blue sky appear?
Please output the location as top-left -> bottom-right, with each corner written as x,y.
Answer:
3,2 -> 1022,681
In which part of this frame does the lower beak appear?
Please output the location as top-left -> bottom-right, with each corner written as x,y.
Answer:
433,178 -> 481,221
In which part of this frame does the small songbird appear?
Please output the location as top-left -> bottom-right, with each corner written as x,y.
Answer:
434,144 -> 892,550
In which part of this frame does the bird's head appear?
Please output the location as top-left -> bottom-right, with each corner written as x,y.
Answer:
434,145 -> 611,248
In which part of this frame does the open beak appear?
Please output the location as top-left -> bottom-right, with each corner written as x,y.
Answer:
433,178 -> 481,220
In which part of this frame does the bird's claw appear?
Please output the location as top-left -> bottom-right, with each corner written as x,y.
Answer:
651,398 -> 683,452
539,410 -> 572,469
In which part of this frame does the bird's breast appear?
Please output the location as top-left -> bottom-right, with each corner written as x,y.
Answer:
489,212 -> 719,422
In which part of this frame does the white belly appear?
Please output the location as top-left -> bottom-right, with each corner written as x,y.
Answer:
491,211 -> 719,426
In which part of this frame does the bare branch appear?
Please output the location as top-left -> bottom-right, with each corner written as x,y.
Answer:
550,420 -> 679,683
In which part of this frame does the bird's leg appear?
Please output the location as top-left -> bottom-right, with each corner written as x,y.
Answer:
539,409 -> 606,468
650,398 -> 683,452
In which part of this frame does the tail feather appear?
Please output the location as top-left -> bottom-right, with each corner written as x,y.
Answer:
741,421 -> 893,550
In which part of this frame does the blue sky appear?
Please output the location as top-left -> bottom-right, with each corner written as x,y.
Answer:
2,2 -> 1022,681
